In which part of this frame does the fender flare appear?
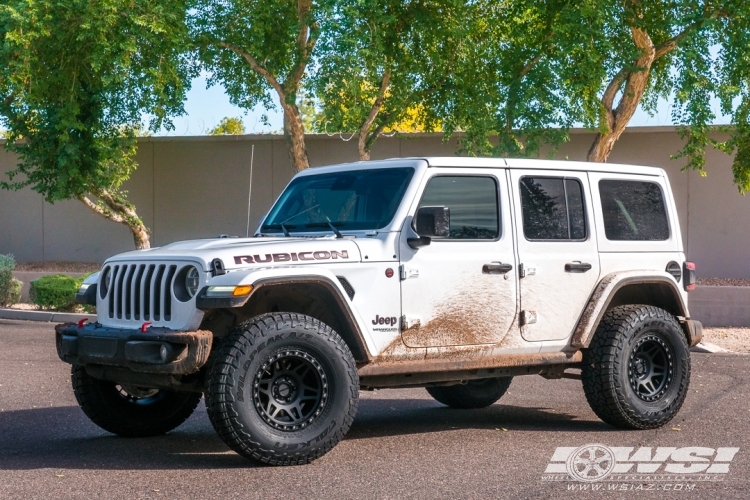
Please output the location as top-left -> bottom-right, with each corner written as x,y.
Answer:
197,273 -> 371,362
571,271 -> 690,348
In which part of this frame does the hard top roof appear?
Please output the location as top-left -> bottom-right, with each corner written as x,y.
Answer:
299,157 -> 664,177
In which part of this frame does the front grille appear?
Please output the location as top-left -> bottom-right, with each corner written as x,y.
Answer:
106,263 -> 177,321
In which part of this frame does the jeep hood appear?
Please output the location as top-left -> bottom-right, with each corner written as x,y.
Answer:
104,237 -> 362,271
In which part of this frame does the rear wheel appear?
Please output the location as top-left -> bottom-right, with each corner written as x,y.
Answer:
426,377 -> 513,409
71,366 -> 201,437
205,313 -> 359,465
582,305 -> 690,429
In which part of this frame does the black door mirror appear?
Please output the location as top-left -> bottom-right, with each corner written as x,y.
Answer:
415,206 -> 450,238
408,206 -> 450,249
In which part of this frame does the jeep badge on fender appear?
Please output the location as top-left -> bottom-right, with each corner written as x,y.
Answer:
56,157 -> 701,466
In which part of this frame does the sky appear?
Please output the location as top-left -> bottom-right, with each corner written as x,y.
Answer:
162,73 -> 284,136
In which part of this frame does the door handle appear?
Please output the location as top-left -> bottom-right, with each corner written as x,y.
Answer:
483,262 -> 513,274
565,262 -> 592,272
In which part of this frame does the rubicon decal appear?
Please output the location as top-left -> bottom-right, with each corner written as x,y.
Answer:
234,250 -> 349,265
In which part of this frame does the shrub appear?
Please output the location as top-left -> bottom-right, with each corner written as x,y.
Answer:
30,274 -> 81,311
0,254 -> 19,307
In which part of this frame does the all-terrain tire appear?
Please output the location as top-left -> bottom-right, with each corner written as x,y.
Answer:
582,305 -> 690,430
426,377 -> 513,409
71,365 -> 202,437
205,313 -> 359,465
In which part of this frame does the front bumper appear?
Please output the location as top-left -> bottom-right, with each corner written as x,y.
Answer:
55,322 -> 212,375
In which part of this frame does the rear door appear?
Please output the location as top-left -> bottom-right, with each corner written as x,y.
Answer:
508,169 -> 600,341
399,169 -> 518,347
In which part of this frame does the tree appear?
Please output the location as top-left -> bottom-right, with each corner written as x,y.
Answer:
191,0 -> 327,172
210,117 -> 246,135
313,0 -> 462,160
0,0 -> 192,249
450,1 -> 750,191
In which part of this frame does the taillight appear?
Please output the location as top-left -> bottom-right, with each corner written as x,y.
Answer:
683,261 -> 696,291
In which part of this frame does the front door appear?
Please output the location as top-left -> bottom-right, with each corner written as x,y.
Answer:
399,169 -> 518,347
508,168 -> 600,342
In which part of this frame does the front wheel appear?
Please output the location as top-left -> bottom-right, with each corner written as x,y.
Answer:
71,366 -> 202,437
582,305 -> 690,429
205,313 -> 359,465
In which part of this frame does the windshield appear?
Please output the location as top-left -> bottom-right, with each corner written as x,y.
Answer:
262,167 -> 415,234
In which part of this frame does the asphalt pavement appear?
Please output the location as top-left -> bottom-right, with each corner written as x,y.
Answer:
1,318 -> 749,499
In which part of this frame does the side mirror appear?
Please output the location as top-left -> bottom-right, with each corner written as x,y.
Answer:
415,206 -> 450,238
408,206 -> 450,249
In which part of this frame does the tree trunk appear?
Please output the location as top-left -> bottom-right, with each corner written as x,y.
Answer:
128,222 -> 150,249
282,103 -> 310,172
79,190 -> 151,249
587,27 -> 655,163
357,69 -> 392,161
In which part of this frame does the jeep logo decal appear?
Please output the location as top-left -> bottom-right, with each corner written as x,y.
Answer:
372,315 -> 398,326
234,250 -> 349,265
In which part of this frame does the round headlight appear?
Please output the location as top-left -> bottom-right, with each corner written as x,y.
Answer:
185,266 -> 200,298
100,267 -> 111,298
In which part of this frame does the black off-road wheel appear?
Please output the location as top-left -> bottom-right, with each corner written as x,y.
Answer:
426,377 -> 513,409
582,305 -> 690,430
71,365 -> 202,437
205,313 -> 359,465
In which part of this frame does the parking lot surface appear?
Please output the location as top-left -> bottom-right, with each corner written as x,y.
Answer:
1,319 -> 749,499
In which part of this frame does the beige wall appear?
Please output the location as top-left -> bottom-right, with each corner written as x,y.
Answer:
1,129 -> 749,278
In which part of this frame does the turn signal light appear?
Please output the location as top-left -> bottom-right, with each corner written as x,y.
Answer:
232,285 -> 253,296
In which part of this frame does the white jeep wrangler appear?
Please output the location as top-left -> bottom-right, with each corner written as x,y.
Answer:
57,157 -> 702,465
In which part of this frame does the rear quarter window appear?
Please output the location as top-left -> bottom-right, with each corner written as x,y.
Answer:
599,180 -> 669,241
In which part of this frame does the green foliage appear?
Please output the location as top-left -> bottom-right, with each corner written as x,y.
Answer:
191,0 -> 323,111
312,0 -> 460,145
439,1 -> 750,191
0,254 -> 19,307
191,0 -> 325,170
29,274 -> 86,311
210,117 -> 246,135
0,0 -> 194,240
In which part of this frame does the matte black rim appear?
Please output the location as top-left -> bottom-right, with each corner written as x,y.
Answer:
628,334 -> 674,402
253,349 -> 328,431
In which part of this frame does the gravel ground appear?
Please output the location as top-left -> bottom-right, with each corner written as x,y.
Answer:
698,278 -> 750,286
703,328 -> 750,353
14,261 -> 100,273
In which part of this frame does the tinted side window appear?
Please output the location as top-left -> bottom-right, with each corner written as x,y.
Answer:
520,177 -> 586,240
418,176 -> 499,239
599,180 -> 669,241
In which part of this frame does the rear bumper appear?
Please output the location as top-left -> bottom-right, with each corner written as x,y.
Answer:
55,322 -> 212,375
683,319 -> 703,347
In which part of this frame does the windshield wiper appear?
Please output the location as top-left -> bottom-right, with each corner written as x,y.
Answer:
306,219 -> 343,239
259,223 -> 295,237
263,204 -> 322,237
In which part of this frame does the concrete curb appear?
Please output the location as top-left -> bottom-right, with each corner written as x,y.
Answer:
690,341 -> 730,354
0,308 -> 96,323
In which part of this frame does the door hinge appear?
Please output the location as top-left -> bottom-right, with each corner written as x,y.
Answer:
519,263 -> 536,279
399,265 -> 419,280
401,315 -> 421,330
520,310 -> 537,326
